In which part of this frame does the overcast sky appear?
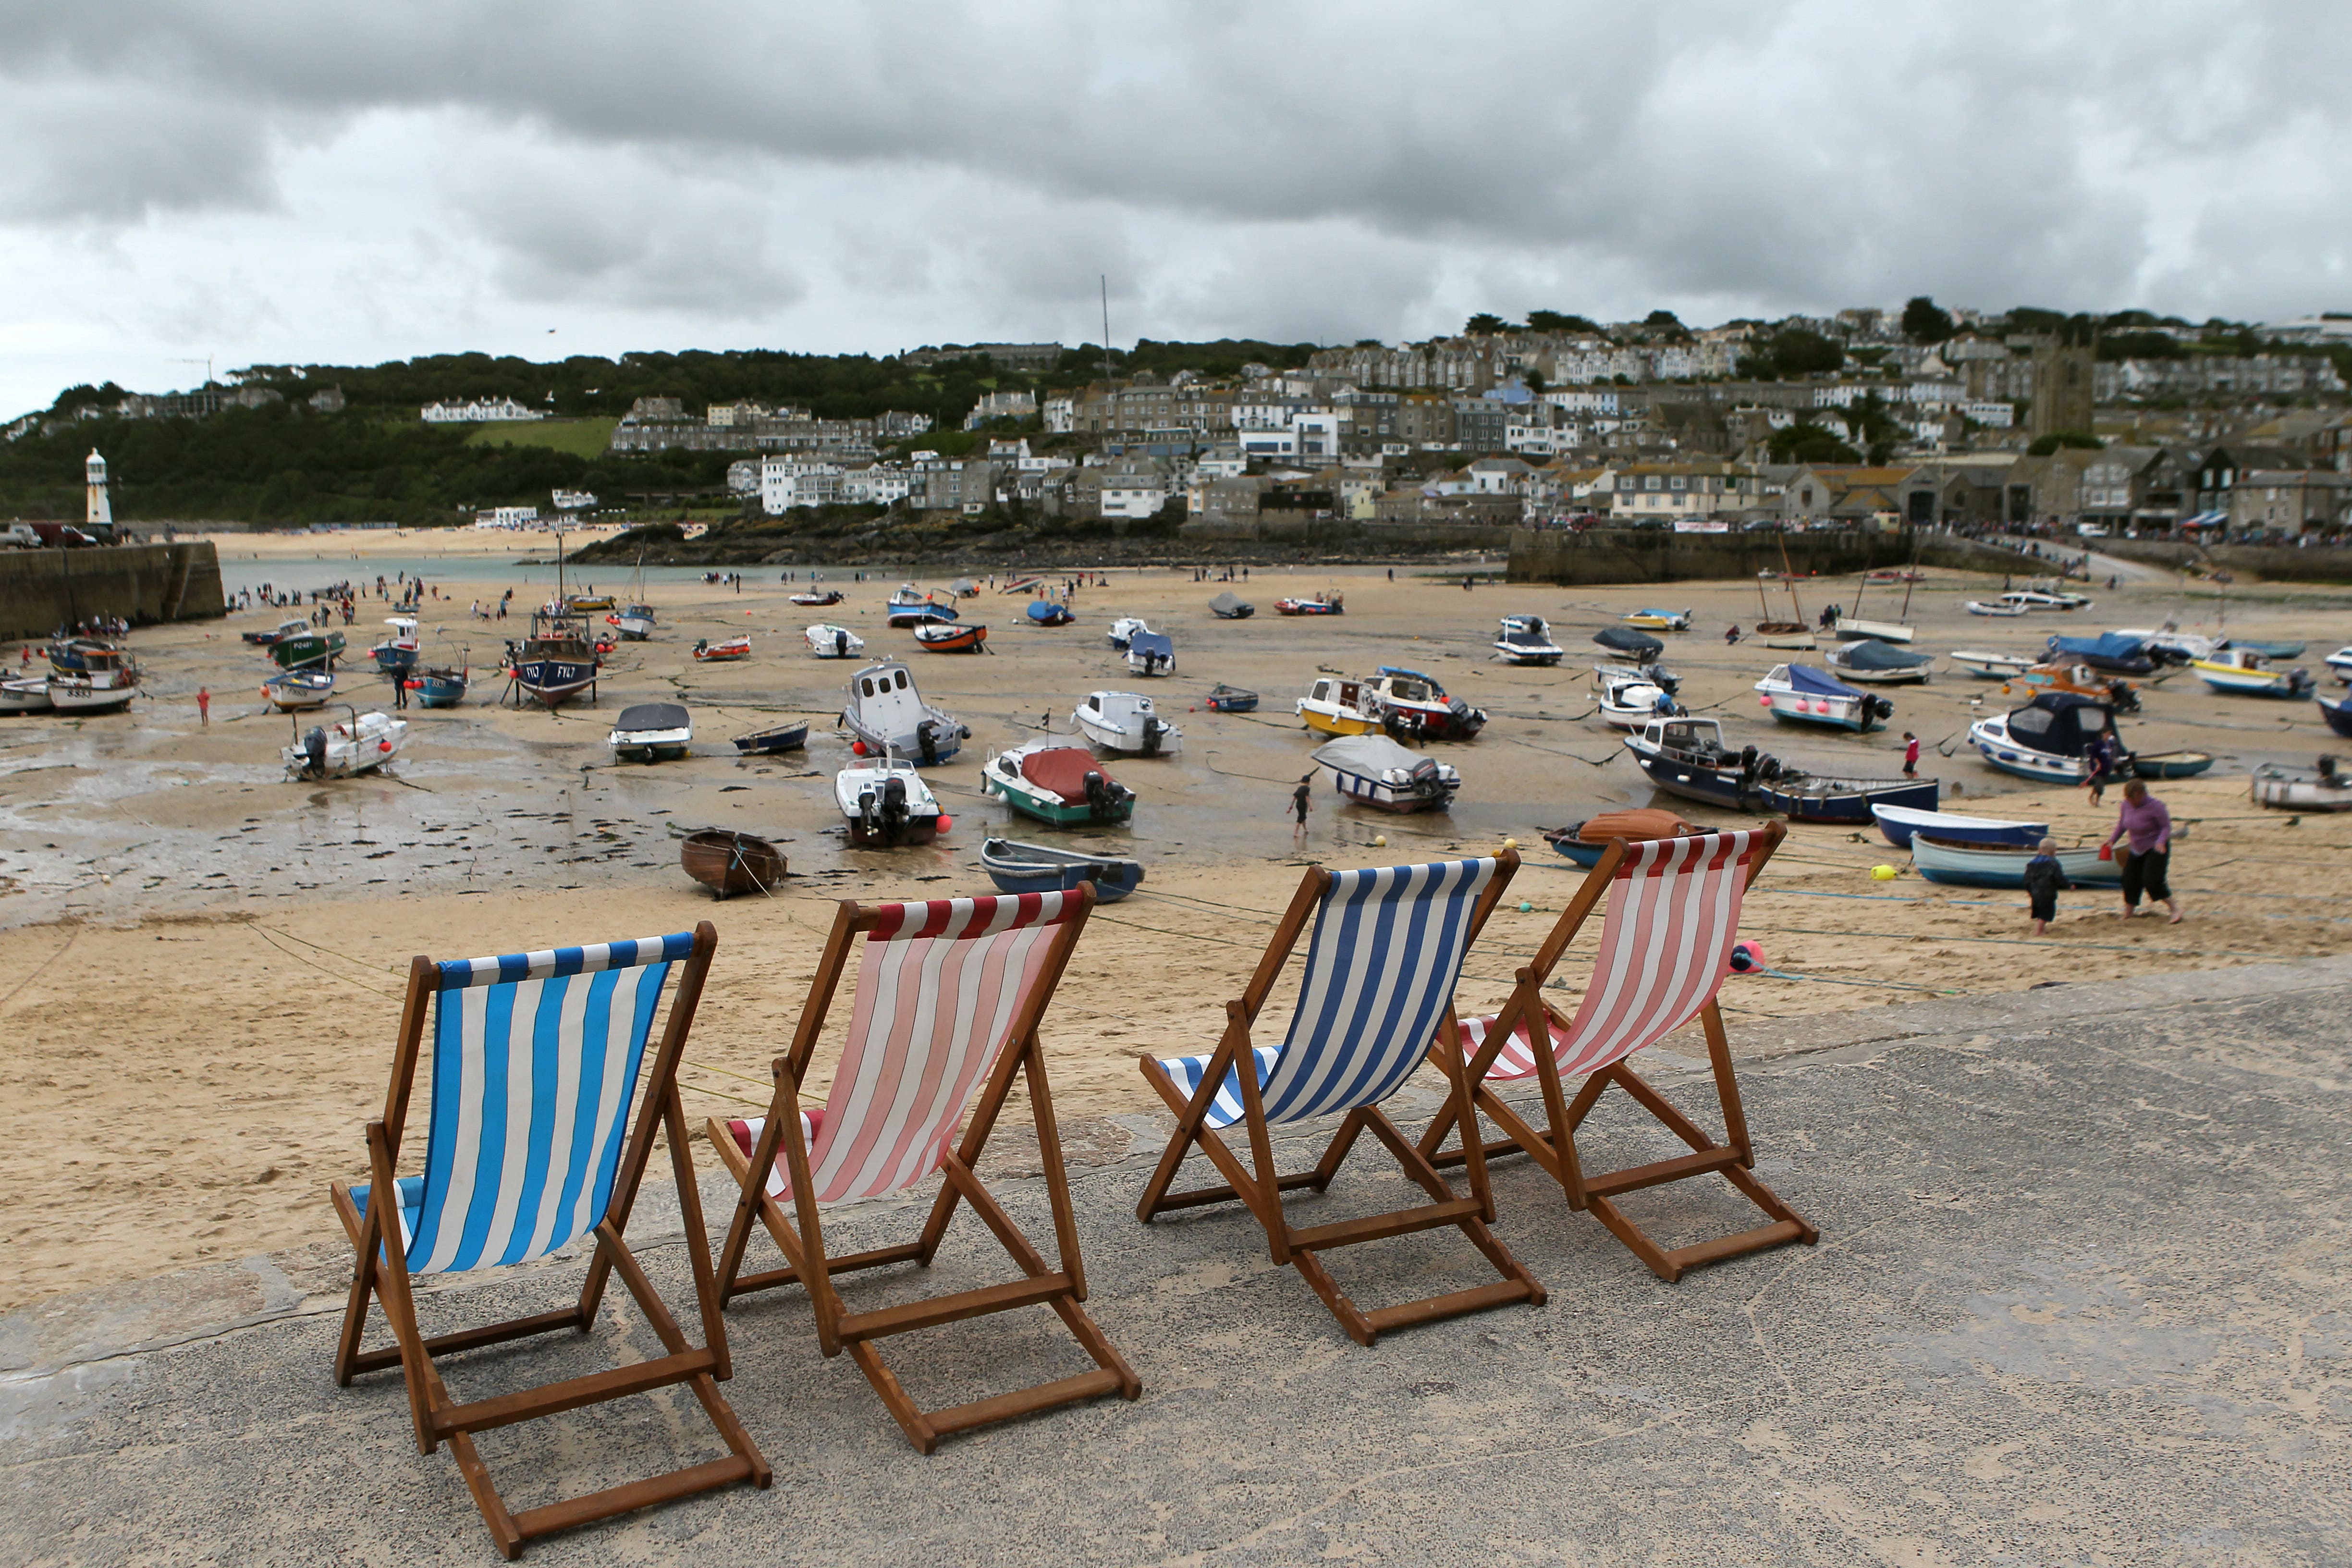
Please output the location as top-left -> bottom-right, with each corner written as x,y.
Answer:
3,1 -> 2348,416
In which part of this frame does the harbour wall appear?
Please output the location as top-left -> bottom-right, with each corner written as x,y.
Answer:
0,543 -> 227,642
1506,528 -> 2027,586
2090,538 -> 2352,586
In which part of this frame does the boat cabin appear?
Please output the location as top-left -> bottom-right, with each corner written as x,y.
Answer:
2004,692 -> 2121,758
1304,677 -> 1364,709
1639,715 -> 1736,763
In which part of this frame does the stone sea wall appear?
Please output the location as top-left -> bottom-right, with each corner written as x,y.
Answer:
1507,528 -> 2027,586
0,543 -> 226,642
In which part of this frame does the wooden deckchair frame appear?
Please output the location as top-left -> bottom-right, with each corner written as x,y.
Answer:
1417,826 -> 1819,1282
328,921 -> 770,1561
710,884 -> 1139,1453
1134,851 -> 1546,1346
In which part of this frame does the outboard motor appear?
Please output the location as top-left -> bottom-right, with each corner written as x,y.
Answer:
1141,716 -> 1164,756
1083,770 -> 1118,819
835,629 -> 849,658
856,787 -> 878,837
1408,758 -> 1443,799
917,720 -> 940,766
1740,744 -> 1760,781
880,774 -> 910,840
1868,695 -> 1896,722
301,726 -> 328,778
2320,755 -> 2339,780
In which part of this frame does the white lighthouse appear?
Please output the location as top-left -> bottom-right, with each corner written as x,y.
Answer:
86,449 -> 112,530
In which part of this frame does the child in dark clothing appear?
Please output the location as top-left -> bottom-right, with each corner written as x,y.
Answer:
2022,836 -> 2068,935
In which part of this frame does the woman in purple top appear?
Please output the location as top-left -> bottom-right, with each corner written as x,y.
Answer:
2106,779 -> 2182,923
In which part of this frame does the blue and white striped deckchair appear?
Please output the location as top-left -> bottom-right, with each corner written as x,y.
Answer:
1136,852 -> 1548,1346
327,922 -> 770,1558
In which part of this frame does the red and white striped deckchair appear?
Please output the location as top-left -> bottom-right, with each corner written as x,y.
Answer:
710,886 -> 1139,1452
1418,825 -> 1819,1282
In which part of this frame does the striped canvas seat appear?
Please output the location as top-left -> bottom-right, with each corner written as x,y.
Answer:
1151,858 -> 1496,1128
350,933 -> 692,1274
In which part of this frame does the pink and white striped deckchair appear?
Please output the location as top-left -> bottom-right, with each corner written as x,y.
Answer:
710,886 -> 1139,1452
1418,824 -> 1819,1282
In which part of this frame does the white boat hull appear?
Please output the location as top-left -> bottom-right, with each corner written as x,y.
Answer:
1830,618 -> 1914,645
1967,716 -> 2086,782
284,712 -> 409,779
1073,708 -> 1182,756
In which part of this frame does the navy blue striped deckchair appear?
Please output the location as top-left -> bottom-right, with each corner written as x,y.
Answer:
1135,852 -> 1547,1345
328,923 -> 770,1559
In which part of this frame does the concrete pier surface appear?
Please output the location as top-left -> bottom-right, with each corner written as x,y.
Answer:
4,956 -> 2347,1565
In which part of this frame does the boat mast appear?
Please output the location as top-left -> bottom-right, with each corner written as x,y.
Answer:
1778,534 -> 1806,624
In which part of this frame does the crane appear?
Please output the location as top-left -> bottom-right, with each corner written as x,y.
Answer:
169,354 -> 215,387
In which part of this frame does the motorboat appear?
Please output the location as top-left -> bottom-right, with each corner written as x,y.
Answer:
1950,650 -> 2035,680
1543,808 -> 1700,868
980,839 -> 1144,902
1295,675 -> 1380,736
414,663 -> 468,708
1594,666 -> 1678,729
2013,586 -> 2093,611
1209,591 -> 1254,620
2191,648 -> 2315,698
1870,802 -> 2047,850
2131,750 -> 2215,779
913,621 -> 988,653
2251,760 -> 2352,811
1621,607 -> 1691,632
1622,716 -> 1938,823
0,677 -> 53,714
2047,633 -> 2155,676
1273,594 -> 1343,615
1311,733 -> 1459,813
2322,696 -> 2352,739
261,669 -> 336,711
1754,664 -> 1892,732
1963,596 -> 2031,617
1025,601 -> 1074,626
731,720 -> 809,755
1967,691 -> 2130,784
806,624 -> 865,659
1205,684 -> 1258,713
788,588 -> 845,608
613,602 -> 657,640
2326,646 -> 2352,683
370,618 -> 420,674
1911,834 -> 2120,890
2230,639 -> 2306,660
283,708 -> 409,781
1126,630 -> 1175,675
1823,611 -> 1913,645
691,635 -> 753,662
885,584 -> 931,607
507,611 -> 599,707
2122,627 -> 2218,665
981,738 -> 1136,826
46,667 -> 136,714
842,660 -> 968,765
681,830 -> 785,898
1823,640 -> 1934,685
243,617 -> 308,647
948,578 -> 980,599
270,628 -> 347,670
47,636 -> 124,674
999,575 -> 1042,597
1592,625 -> 1664,662
835,754 -> 948,845
1107,616 -> 1151,649
1493,614 -> 1565,666
608,702 -> 693,763
1072,690 -> 1181,756
1594,658 -> 1681,697
2003,663 -> 2141,712
1365,665 -> 1485,741
885,601 -> 958,627
563,592 -> 616,614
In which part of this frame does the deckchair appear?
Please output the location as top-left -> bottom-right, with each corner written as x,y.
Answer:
328,923 -> 768,1560
1135,852 -> 1545,1346
1417,827 -> 1819,1282
710,885 -> 1139,1453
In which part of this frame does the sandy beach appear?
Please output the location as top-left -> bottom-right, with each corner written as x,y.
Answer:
3,544 -> 2349,1308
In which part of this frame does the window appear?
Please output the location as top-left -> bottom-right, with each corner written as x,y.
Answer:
1644,475 -> 1662,491
894,670 -> 908,689
860,678 -> 874,697
1670,475 -> 1687,491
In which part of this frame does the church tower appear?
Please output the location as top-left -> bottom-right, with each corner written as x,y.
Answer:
86,449 -> 112,530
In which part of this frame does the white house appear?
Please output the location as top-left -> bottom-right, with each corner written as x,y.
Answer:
473,505 -> 540,528
423,397 -> 543,423
760,458 -> 845,513
550,488 -> 597,511
840,464 -> 912,505
1042,395 -> 1077,434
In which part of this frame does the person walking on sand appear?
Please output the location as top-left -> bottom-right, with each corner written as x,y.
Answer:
2082,731 -> 2118,806
2107,779 -> 2182,923
1724,623 -> 1741,645
1291,773 -> 1313,834
2022,837 -> 2068,935
1902,731 -> 1920,778
196,686 -> 209,724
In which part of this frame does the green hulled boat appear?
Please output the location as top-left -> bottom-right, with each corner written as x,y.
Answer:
981,737 -> 1135,827
270,628 -> 347,670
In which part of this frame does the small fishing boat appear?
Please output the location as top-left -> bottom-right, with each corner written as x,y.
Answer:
1072,690 -> 1181,756
1595,658 -> 1680,697
2048,633 -> 2156,677
842,660 -> 968,765
1760,628 -> 1817,650
2228,638 -> 2308,661
1595,667 -> 1677,729
948,578 -> 980,599
788,588 -> 845,608
731,720 -> 809,755
2004,663 -> 2141,712
2132,628 -> 2217,665
370,617 -> 420,674
2251,760 -> 2352,811
691,635 -> 753,662
885,584 -> 930,607
1274,594 -> 1344,616
1950,649 -> 2035,679
507,611 -> 599,708
413,663 -> 469,709
0,677 -> 53,714
608,701 -> 693,762
261,668 -> 336,711
2191,648 -> 2314,698
2131,750 -> 2215,779
283,708 -> 408,781
1865,568 -> 1925,584
1493,614 -> 1565,666
982,738 -> 1136,826
1106,616 -> 1151,649
1823,640 -> 1935,685
913,621 -> 988,653
1025,601 -> 1074,627
1621,716 -> 1937,822
270,628 -> 347,671
1543,808 -> 1699,868
1592,625 -> 1664,662
2321,646 -> 2352,683
979,839 -> 1144,902
1870,803 -> 2047,850
1754,664 -> 1892,732
49,638 -> 131,676
1963,597 -> 2031,617
1621,607 -> 1691,632
1209,591 -> 1254,620
1824,612 -> 1914,645
1366,665 -> 1485,740
835,754 -> 948,845
48,673 -> 140,716
2015,583 -> 2093,610
1967,691 -> 2130,784
886,601 -> 958,628
1126,630 -> 1175,675
805,623 -> 865,659
1295,675 -> 1380,736
613,602 -> 657,640
1000,575 -> 1042,596
1311,733 -> 1459,813
564,592 -> 616,614
1911,834 -> 2121,889
681,830 -> 785,898
1204,684 -> 1259,713
243,617 -> 307,647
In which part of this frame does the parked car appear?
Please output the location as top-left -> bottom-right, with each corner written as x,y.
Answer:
0,523 -> 40,549
20,522 -> 99,548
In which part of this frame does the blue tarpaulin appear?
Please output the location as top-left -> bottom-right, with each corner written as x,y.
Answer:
2048,633 -> 2147,661
1785,664 -> 1864,698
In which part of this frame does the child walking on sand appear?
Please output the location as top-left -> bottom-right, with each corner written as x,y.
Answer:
2022,837 -> 2068,935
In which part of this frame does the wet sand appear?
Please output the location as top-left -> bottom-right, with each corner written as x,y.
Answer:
4,554 -> 2350,1306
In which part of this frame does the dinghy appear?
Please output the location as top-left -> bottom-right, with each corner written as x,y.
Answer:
680,830 -> 785,898
1493,614 -> 1565,666
885,601 -> 957,627
1311,733 -> 1459,813
1204,684 -> 1259,713
2130,750 -> 2214,779
1824,612 -> 1913,645
282,708 -> 408,780
805,623 -> 864,659
1950,649 -> 2035,679
841,660 -> 968,765
1209,591 -> 1254,620
731,720 -> 809,755
1963,597 -> 2031,617
1072,690 -> 1181,756
981,739 -> 1136,826
979,839 -> 1144,901
1273,594 -> 1343,615
1542,808 -> 1699,868
1824,639 -> 1934,685
691,635 -> 753,662
262,668 -> 336,710
608,702 -> 693,762
913,621 -> 988,653
788,588 -> 845,607
2251,760 -> 2352,811
1912,834 -> 2120,889
1870,803 -> 2047,850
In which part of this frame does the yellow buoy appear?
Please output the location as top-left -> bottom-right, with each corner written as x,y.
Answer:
1872,864 -> 1898,881
1502,836 -> 1519,849
1373,834 -> 1388,847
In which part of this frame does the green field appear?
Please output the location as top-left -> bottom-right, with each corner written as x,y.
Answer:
462,416 -> 619,459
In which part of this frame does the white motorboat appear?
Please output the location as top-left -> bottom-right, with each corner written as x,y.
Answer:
1823,640 -> 1935,685
834,754 -> 947,845
614,602 -> 657,640
1594,667 -> 1677,729
1825,612 -> 1914,645
608,701 -> 693,762
1963,597 -> 2031,617
2191,649 -> 2315,698
1950,649 -> 2035,679
1493,614 -> 1565,666
1365,666 -> 1486,740
2250,760 -> 2352,812
1967,691 -> 2129,783
2113,626 -> 2218,664
0,676 -> 52,714
2326,645 -> 2352,683
262,669 -> 336,710
48,667 -> 139,714
885,583 -> 930,608
841,660 -> 967,764
1072,690 -> 1182,756
1125,630 -> 1174,674
1310,733 -> 1460,813
2014,586 -> 2093,611
806,623 -> 865,659
283,709 -> 409,780
1107,616 -> 1152,650
1754,663 -> 1890,732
